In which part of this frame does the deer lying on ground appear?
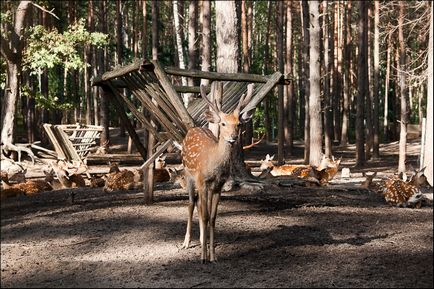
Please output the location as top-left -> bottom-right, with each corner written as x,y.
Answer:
362,167 -> 430,208
102,167 -> 143,192
181,83 -> 255,263
311,156 -> 342,184
50,160 -> 86,188
1,170 -> 53,199
259,154 -> 341,185
381,167 -> 429,208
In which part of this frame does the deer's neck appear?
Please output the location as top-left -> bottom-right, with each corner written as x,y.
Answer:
215,138 -> 233,165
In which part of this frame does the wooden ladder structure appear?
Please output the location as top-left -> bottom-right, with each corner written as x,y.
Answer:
92,59 -> 287,202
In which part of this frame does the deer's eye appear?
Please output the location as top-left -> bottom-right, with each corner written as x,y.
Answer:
221,122 -> 226,127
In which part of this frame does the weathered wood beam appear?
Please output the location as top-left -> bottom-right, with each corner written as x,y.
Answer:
164,66 -> 269,83
151,60 -> 196,128
139,139 -> 173,170
241,72 -> 283,114
92,60 -> 143,85
173,85 -> 210,94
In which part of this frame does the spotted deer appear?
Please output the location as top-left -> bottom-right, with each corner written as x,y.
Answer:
381,167 -> 429,208
259,154 -> 311,177
50,161 -> 86,188
1,170 -> 53,199
181,83 -> 255,263
103,168 -> 143,192
153,155 -> 171,183
311,156 -> 342,184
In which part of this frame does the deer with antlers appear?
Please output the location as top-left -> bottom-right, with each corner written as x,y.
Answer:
181,83 -> 255,263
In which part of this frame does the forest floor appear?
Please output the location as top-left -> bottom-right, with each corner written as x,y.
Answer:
1,129 -> 433,288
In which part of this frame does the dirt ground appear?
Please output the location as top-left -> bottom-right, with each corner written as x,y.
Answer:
1,132 -> 433,288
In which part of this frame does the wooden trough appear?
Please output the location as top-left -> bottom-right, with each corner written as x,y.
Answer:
92,59 -> 288,203
43,123 -> 103,163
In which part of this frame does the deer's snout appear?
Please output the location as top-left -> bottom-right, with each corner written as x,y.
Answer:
225,134 -> 238,144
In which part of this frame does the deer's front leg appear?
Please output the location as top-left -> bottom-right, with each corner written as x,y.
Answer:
183,178 -> 196,249
197,186 -> 209,263
209,190 -> 221,263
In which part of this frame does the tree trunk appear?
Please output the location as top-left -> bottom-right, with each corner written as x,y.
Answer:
1,1 -> 32,145
276,1 -> 285,164
200,0 -> 211,87
323,1 -> 333,156
372,0 -> 380,158
356,0 -> 368,167
398,1 -> 408,174
152,0 -> 159,61
332,2 -> 342,142
309,1 -> 322,167
241,0 -> 253,147
187,0 -> 198,84
302,0 -> 310,164
365,3 -> 373,160
264,1 -> 273,143
215,0 -> 252,179
341,1 -> 351,146
384,33 -> 392,141
142,0 -> 148,59
285,0 -> 294,155
99,0 -> 109,149
423,3 -> 433,185
173,0 -> 187,89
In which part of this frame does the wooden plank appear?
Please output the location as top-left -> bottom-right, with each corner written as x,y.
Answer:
174,85 -> 210,94
121,74 -> 184,142
240,72 -> 283,114
43,124 -> 66,159
102,83 -> 148,160
151,60 -> 196,128
164,66 -> 269,83
92,60 -> 143,85
131,72 -> 188,135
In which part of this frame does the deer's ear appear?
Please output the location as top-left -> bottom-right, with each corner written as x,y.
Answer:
204,109 -> 221,124
270,155 -> 275,160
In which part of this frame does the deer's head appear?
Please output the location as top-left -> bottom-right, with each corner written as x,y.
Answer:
259,154 -> 275,172
201,83 -> 255,146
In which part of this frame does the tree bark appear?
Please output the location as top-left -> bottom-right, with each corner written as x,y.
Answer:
151,0 -> 159,61
323,1 -> 333,157
285,0 -> 294,155
398,1 -> 408,174
301,0 -> 310,164
200,0 -> 211,87
264,1 -> 273,143
276,1 -> 285,164
372,0 -> 380,158
356,0 -> 368,167
341,1 -> 351,146
142,0 -> 148,59
215,0 -> 252,179
384,32 -> 392,141
309,1 -> 323,167
1,1 -> 32,145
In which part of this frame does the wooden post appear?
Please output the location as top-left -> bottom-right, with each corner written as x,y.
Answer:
420,117 -> 426,170
143,132 -> 155,205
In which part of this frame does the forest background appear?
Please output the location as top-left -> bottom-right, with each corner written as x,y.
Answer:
0,0 -> 432,184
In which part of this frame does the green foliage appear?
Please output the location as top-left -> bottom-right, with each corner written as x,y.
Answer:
23,18 -> 108,74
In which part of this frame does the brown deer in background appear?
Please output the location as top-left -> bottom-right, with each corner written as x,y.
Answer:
181,83 -> 255,263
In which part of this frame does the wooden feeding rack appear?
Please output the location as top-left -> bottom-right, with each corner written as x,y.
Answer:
92,59 -> 289,203
43,123 -> 103,163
